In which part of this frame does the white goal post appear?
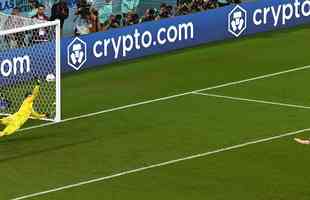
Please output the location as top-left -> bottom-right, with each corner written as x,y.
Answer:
0,13 -> 61,122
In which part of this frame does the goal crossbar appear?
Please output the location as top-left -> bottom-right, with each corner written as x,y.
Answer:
0,20 -> 60,36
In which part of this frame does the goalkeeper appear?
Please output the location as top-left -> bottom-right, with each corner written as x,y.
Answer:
0,80 -> 47,137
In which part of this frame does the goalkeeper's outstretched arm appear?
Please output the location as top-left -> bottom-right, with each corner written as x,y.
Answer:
31,109 -> 47,119
28,79 -> 41,102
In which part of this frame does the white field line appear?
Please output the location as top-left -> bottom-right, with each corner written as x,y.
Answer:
17,64 -> 310,133
11,127 -> 310,200
193,92 -> 310,110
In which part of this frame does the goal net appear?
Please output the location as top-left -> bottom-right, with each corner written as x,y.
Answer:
0,12 -> 61,122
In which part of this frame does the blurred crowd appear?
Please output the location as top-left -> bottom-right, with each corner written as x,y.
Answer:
74,0 -> 242,35
6,0 -> 242,36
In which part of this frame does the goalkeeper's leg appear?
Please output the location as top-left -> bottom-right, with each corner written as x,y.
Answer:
0,117 -> 11,136
0,124 -> 19,137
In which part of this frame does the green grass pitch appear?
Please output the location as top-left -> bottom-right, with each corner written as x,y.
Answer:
1,24 -> 310,200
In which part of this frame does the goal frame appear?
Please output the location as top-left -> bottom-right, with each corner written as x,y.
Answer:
0,20 -> 61,122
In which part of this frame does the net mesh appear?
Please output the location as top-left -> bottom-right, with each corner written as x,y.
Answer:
0,12 -> 45,30
0,13 -> 58,121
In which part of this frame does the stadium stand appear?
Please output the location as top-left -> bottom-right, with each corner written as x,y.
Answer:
7,0 -> 242,36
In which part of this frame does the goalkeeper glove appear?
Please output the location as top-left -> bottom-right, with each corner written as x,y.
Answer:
34,77 -> 41,85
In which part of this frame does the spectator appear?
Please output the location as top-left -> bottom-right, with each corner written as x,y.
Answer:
190,0 -> 203,12
32,4 -> 49,21
74,15 -> 90,36
74,0 -> 91,36
155,3 -> 170,20
76,0 -> 91,16
89,8 -> 100,33
25,0 -> 38,17
31,4 -> 49,43
139,9 -> 156,23
98,0 -> 113,24
175,3 -> 190,16
167,5 -> 174,16
205,0 -> 218,9
4,7 -> 26,48
178,0 -> 192,6
124,11 -> 139,26
101,15 -> 120,31
115,14 -> 123,26
50,0 -> 69,35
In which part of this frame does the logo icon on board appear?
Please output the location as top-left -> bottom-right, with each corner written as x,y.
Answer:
67,37 -> 87,70
228,5 -> 247,37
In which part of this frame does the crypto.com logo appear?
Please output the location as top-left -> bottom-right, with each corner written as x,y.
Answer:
228,5 -> 247,37
67,37 -> 87,70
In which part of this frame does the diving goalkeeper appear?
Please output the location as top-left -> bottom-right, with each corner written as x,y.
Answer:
0,80 -> 47,137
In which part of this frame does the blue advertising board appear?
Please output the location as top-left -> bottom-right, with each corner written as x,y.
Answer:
0,42 -> 55,85
61,0 -> 310,73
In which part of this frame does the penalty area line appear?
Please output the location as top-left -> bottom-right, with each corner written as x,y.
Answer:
17,64 -> 310,134
11,127 -> 310,200
193,92 -> 310,110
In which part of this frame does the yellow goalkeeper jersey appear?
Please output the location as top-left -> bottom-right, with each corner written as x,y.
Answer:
11,85 -> 42,127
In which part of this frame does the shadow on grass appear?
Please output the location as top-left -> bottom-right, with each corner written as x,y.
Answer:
0,128 -> 104,163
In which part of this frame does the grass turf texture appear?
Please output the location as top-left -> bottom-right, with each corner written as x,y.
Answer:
1,24 -> 310,199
